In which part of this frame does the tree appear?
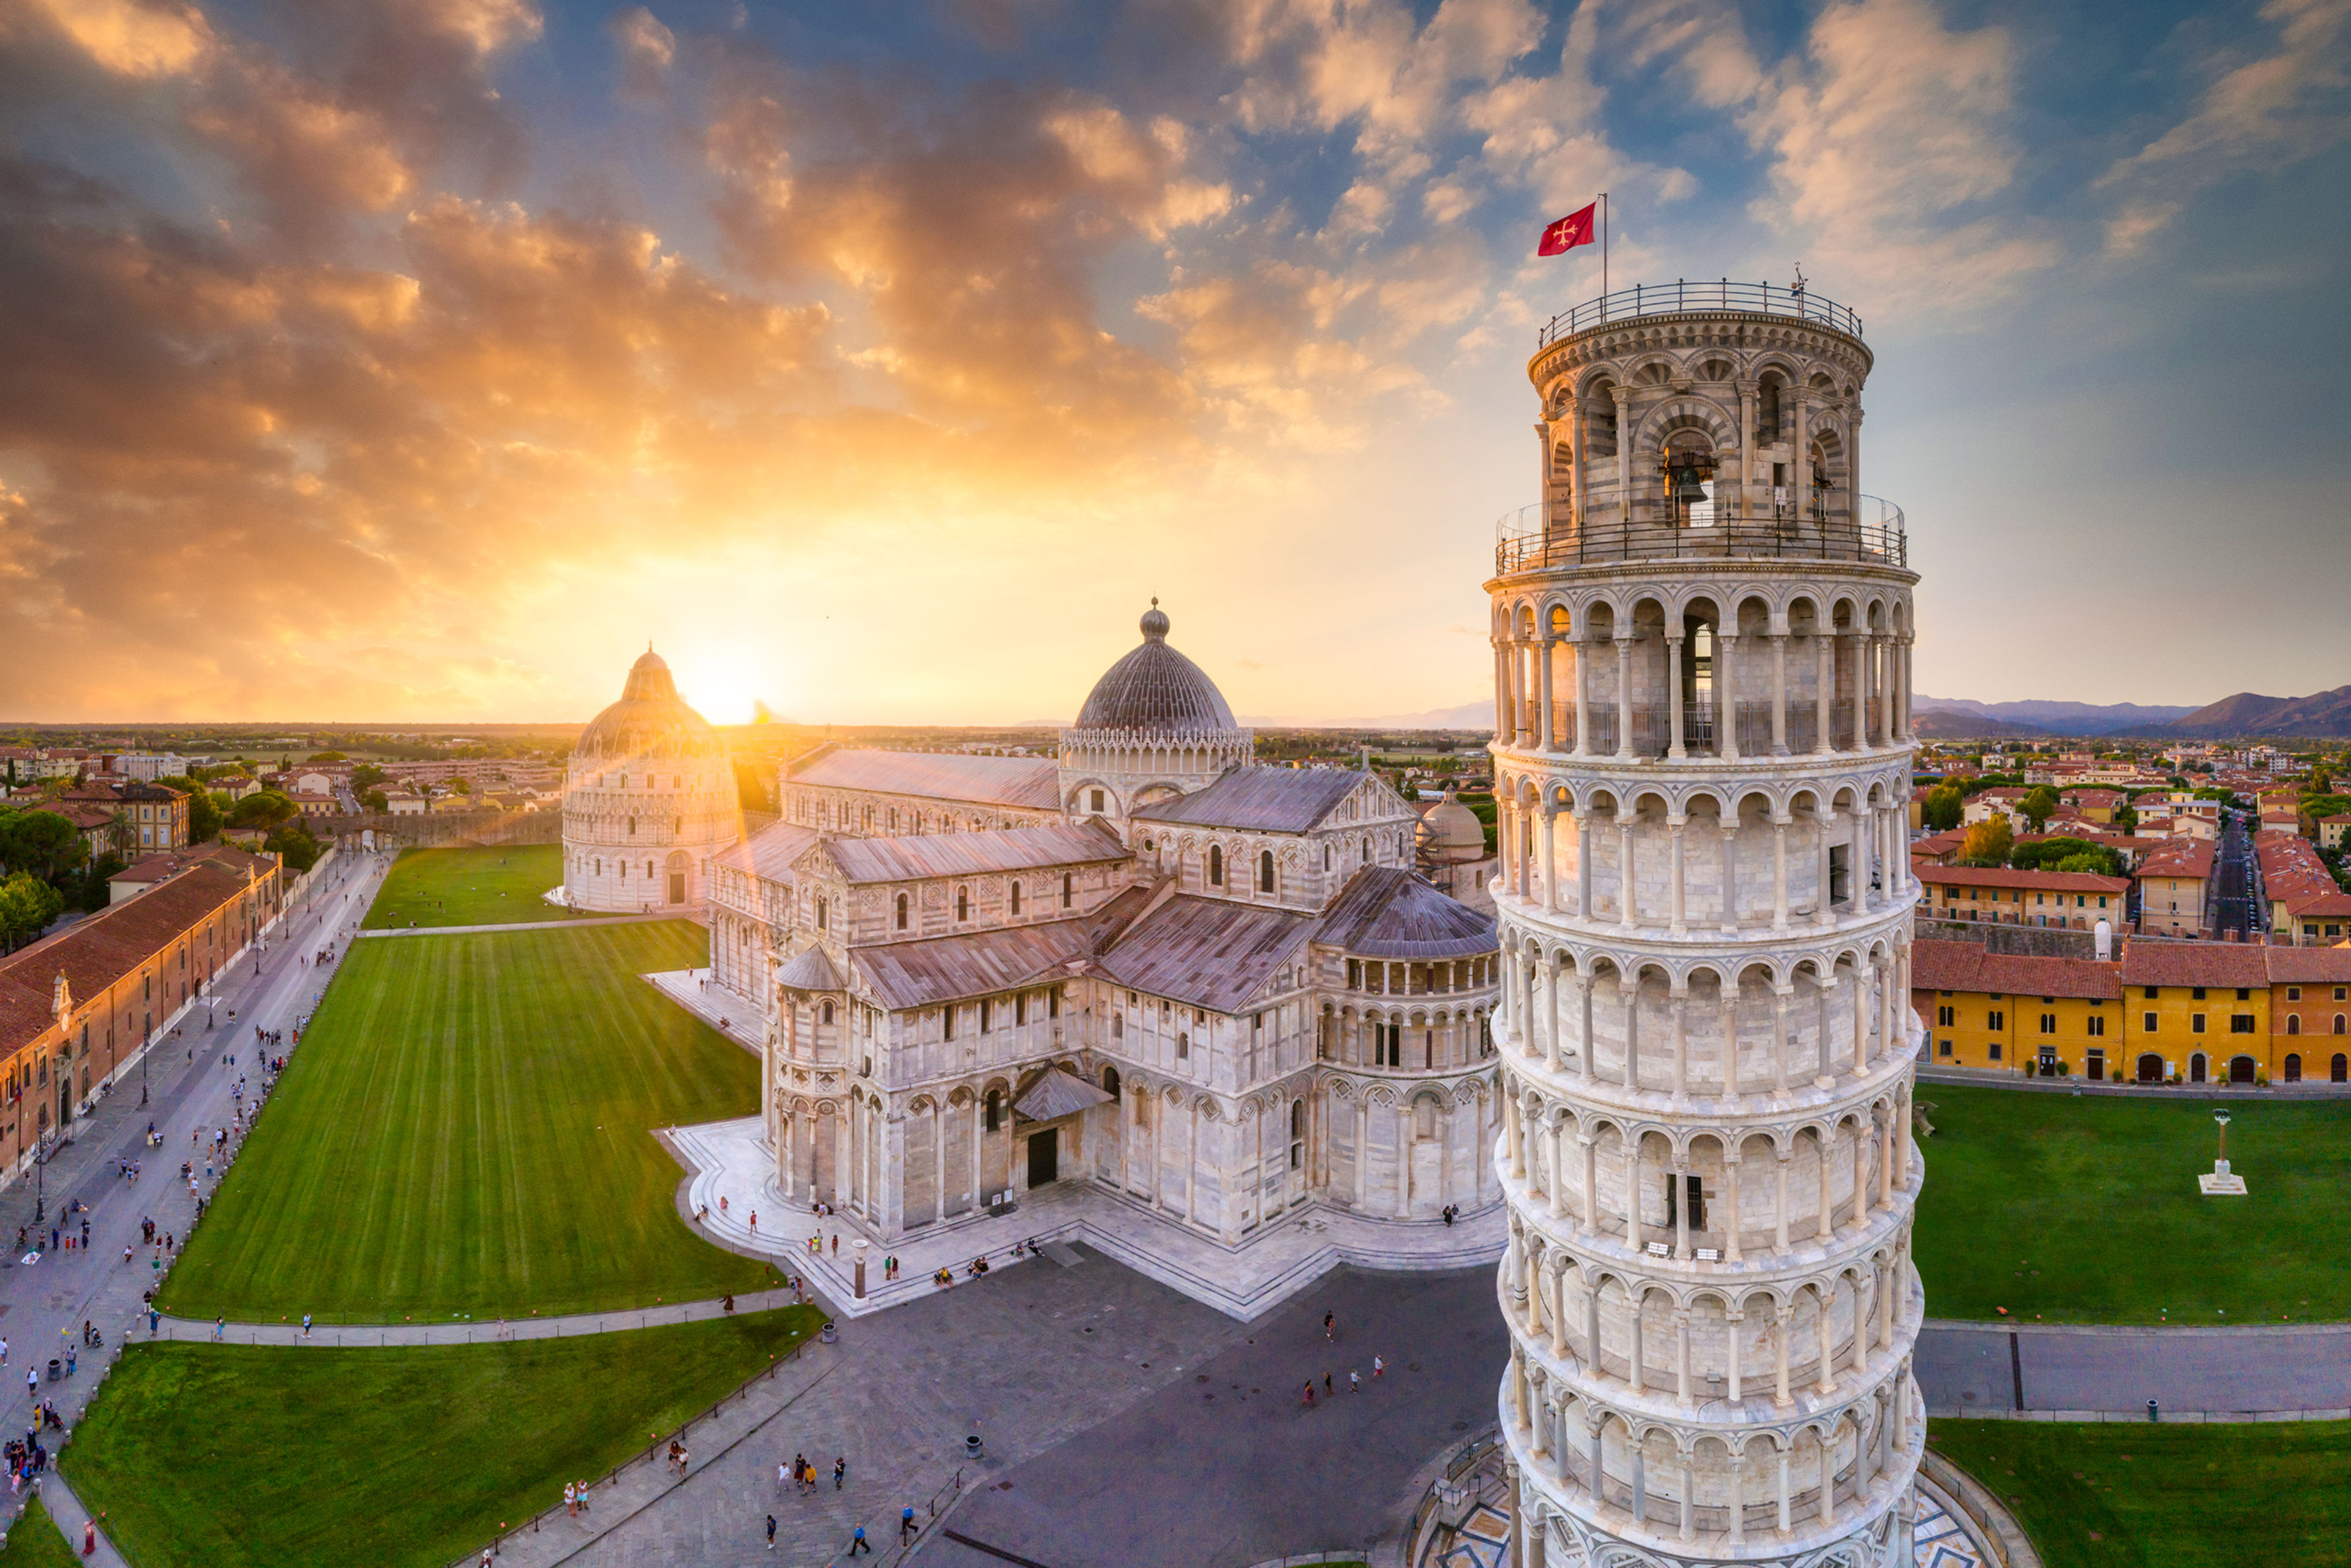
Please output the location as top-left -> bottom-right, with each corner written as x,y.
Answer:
0,808 -> 86,882
1922,786 -> 1963,832
75,850 -> 125,912
263,819 -> 323,872
450,778 -> 472,795
363,788 -> 389,814
2020,786 -> 2060,833
1959,817 -> 2014,866
306,751 -> 348,763
2115,806 -> 2139,833
228,790 -> 299,830
0,871 -> 64,951
350,763 -> 387,791
2312,767 -> 2333,795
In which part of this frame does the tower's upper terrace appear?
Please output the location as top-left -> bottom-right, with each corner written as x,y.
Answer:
1504,281 -> 1904,580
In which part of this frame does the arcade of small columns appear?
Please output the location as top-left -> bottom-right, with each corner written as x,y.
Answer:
1487,956 -> 1923,1553
1490,595 -> 1914,763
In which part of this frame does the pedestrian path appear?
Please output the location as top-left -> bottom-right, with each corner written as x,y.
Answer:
663,1116 -> 1509,1322
26,1471 -> 126,1568
359,912 -> 689,939
151,1286 -> 813,1345
645,969 -> 763,1055
1916,1316 -> 2351,1420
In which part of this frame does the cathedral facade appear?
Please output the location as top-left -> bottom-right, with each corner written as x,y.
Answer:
707,607 -> 1505,1245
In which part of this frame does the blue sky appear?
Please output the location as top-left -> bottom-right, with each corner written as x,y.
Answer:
1,0 -> 2344,723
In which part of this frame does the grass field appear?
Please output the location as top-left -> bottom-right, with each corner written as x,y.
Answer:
159,920 -> 776,1321
1913,1084 -> 2351,1323
68,1308 -> 822,1568
0,1501 -> 75,1567
362,844 -> 599,929
1930,1419 -> 2351,1567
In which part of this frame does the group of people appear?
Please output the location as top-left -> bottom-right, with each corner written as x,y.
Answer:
666,1440 -> 692,1476
562,1477 -> 595,1515
778,1452 -> 843,1494
5,1426 -> 54,1493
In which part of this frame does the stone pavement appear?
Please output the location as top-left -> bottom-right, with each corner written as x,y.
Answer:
149,1286 -> 813,1347
530,1240 -> 1256,1568
1915,1317 -> 2351,1420
645,969 -> 763,1055
665,1116 -> 1508,1322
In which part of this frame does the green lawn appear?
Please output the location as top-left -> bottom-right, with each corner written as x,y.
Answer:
1914,1085 -> 2351,1323
159,920 -> 775,1321
0,1500 -> 75,1567
68,1308 -> 822,1568
1930,1418 -> 2351,1567
362,844 -> 598,929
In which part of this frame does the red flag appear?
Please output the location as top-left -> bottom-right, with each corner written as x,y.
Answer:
1538,203 -> 1597,257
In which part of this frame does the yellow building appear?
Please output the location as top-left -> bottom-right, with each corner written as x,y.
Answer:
1912,940 -> 2122,1077
2117,943 -> 2271,1083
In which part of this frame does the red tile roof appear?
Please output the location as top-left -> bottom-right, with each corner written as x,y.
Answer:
1910,938 -> 2121,1000
2117,941 -> 2271,989
1916,865 -> 2130,895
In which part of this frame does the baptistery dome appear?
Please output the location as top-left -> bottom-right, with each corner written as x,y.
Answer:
1073,602 -> 1238,733
576,649 -> 728,760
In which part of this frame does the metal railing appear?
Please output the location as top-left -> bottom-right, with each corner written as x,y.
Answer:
1537,279 -> 1864,348
1494,496 -> 1907,574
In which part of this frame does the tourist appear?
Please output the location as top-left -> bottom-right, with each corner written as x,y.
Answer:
834,1457 -> 846,1489
767,1515 -> 777,1550
1349,1370 -> 1360,1392
847,1526 -> 871,1556
1301,1381 -> 1314,1407
777,1460 -> 789,1493
1324,1311 -> 1337,1340
564,1481 -> 576,1516
1373,1355 -> 1385,1378
901,1506 -> 917,1539
301,1315 -> 312,1338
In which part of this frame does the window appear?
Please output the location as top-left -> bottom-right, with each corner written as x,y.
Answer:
1014,995 -> 1027,1027
2144,1011 -> 2158,1032
980,1000 -> 992,1032
2087,1015 -> 2105,1037
2192,987 -> 2207,1000
1324,844 -> 1332,869
2230,1015 -> 2255,1034
1987,1010 -> 2004,1030
1938,1039 -> 1953,1057
2145,986 -> 2159,999
2039,1014 -> 2057,1035
1090,789 -> 1105,814
984,1090 -> 1001,1132
820,1001 -> 834,1025
1104,1066 -> 1120,1098
2338,988 -> 2348,1002
2236,988 -> 2251,1000
2289,1015 -> 2302,1035
957,887 -> 970,921
942,1007 -> 955,1042
1209,846 -> 1224,886
628,816 -> 637,836
2192,1013 -> 2207,1034
2338,1015 -> 2347,1034
1988,1042 -> 2001,1061
1112,1014 -> 1124,1038
1259,850 -> 1275,893
1010,883 -> 1022,917
1048,989 -> 1059,1018
1177,1032 -> 1190,1059
1936,1005 -> 1954,1027
2290,987 -> 2303,1002
816,896 -> 827,931
1062,872 -> 1073,909
896,893 -> 909,930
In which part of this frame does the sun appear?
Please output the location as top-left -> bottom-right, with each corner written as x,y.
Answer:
673,662 -> 759,727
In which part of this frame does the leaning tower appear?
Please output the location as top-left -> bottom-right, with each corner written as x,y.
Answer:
1485,282 -> 1924,1568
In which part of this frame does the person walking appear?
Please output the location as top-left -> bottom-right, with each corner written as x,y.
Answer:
848,1526 -> 871,1556
901,1506 -> 917,1539
767,1515 -> 777,1551
1373,1354 -> 1385,1379
777,1461 -> 789,1493
1324,1311 -> 1336,1340
1301,1381 -> 1314,1408
834,1456 -> 846,1490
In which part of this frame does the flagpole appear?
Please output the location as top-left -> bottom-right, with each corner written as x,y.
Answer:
1601,192 -> 1610,315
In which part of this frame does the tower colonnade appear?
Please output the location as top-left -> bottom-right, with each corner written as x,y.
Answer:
1487,291 -> 1925,1568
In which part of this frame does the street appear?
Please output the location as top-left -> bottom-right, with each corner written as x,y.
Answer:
0,849 -> 389,1432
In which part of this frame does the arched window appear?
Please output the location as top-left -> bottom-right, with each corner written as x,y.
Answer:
896,893 -> 909,931
2334,1052 -> 2348,1082
1010,883 -> 1022,916
1112,1014 -> 1124,1038
957,887 -> 970,921
1258,850 -> 1275,893
1209,846 -> 1224,886
2285,1053 -> 2303,1082
821,1001 -> 835,1026
984,1089 -> 1002,1133
816,896 -> 828,931
628,816 -> 637,836
619,773 -> 628,790
674,817 -> 681,834
594,858 -> 602,877
1324,843 -> 1332,869
1103,1066 -> 1120,1098
2337,1014 -> 2347,1035
1062,872 -> 1073,908
2289,1014 -> 2302,1035
619,860 -> 626,880
1362,839 -> 1370,863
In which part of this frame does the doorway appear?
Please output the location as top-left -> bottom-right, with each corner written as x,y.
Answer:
1027,1128 -> 1059,1188
668,871 -> 686,904
2135,1053 -> 2163,1083
2230,1056 -> 2256,1084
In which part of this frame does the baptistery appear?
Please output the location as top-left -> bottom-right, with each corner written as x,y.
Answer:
561,648 -> 741,913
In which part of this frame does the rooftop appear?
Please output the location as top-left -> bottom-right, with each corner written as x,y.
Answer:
1535,279 -> 1864,348
1131,767 -> 1383,834
786,748 -> 1060,811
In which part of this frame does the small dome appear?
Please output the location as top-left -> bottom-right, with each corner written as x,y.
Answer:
1074,604 -> 1237,733
1420,787 -> 1487,861
575,645 -> 727,760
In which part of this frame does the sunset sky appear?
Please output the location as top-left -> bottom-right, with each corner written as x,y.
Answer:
2,0 -> 2345,726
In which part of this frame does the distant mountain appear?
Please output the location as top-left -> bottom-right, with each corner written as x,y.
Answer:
2117,686 -> 2351,740
1913,709 -> 2053,740
1912,694 -> 2199,735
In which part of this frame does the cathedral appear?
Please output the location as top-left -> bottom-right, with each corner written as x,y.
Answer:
700,605 -> 1504,1247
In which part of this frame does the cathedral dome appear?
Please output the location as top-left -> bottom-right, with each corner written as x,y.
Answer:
574,648 -> 728,760
1073,602 -> 1238,733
